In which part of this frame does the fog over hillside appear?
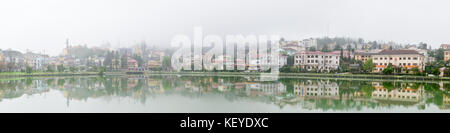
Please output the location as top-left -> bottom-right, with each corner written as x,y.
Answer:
1,0 -> 449,56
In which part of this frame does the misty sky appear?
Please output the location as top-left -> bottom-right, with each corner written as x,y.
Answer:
1,0 -> 449,56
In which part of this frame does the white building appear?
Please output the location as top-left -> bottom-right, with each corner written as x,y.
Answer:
371,82 -> 424,102
294,80 -> 339,99
294,51 -> 340,72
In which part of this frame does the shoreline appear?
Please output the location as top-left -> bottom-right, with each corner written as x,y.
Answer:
1,71 -> 449,82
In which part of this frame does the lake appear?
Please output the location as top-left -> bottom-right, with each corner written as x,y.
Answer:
0,74 -> 449,113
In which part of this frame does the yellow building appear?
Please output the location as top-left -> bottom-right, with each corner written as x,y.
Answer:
372,50 -> 425,72
444,51 -> 450,62
0,51 -> 3,62
354,52 -> 375,62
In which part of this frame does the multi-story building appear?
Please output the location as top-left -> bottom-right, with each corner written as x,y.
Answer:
354,52 -> 375,62
259,54 -> 288,68
111,58 -> 121,70
282,42 -> 304,52
408,47 -> 430,63
127,57 -> 139,70
1,49 -> 25,71
24,52 -> 49,71
294,80 -> 339,99
294,51 -> 340,72
147,51 -> 165,70
302,38 -> 318,50
372,50 -> 425,72
245,82 -> 286,96
371,82 -> 424,103
354,50 -> 382,62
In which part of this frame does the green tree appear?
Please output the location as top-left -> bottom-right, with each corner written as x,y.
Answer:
46,65 -> 54,72
411,67 -> 421,75
444,69 -> 450,77
120,55 -> 128,69
69,66 -> 77,72
362,59 -> 375,73
435,48 -> 444,61
432,68 -> 440,75
133,54 -> 144,67
98,66 -> 106,75
286,56 -> 294,66
25,65 -> 32,74
162,56 -> 172,71
57,64 -> 65,72
382,63 -> 394,75
104,51 -> 112,69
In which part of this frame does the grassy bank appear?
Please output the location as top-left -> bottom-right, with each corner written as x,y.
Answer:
134,71 -> 450,81
2,71 -> 449,82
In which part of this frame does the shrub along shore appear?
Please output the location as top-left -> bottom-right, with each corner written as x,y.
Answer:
0,72 -> 100,78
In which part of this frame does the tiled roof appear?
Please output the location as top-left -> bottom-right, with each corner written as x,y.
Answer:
355,52 -> 377,55
296,51 -> 340,55
377,50 -> 419,55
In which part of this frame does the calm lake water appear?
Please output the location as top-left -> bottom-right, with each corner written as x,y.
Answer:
0,75 -> 449,113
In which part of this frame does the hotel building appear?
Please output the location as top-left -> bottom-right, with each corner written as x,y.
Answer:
372,50 -> 425,72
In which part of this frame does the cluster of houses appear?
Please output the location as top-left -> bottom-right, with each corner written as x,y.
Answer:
0,41 -> 166,72
279,38 -> 439,72
0,49 -> 50,72
1,38 -> 448,73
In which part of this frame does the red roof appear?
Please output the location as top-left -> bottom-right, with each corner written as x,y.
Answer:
377,49 -> 419,55
128,59 -> 137,63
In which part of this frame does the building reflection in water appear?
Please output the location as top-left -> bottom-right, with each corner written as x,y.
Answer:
371,82 -> 424,103
294,80 -> 339,99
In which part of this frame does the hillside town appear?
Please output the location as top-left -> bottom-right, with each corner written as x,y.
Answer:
1,37 -> 450,77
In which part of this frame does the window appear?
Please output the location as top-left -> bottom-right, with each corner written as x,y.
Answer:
408,57 -> 411,60
374,58 -> 378,60
413,57 -> 418,60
